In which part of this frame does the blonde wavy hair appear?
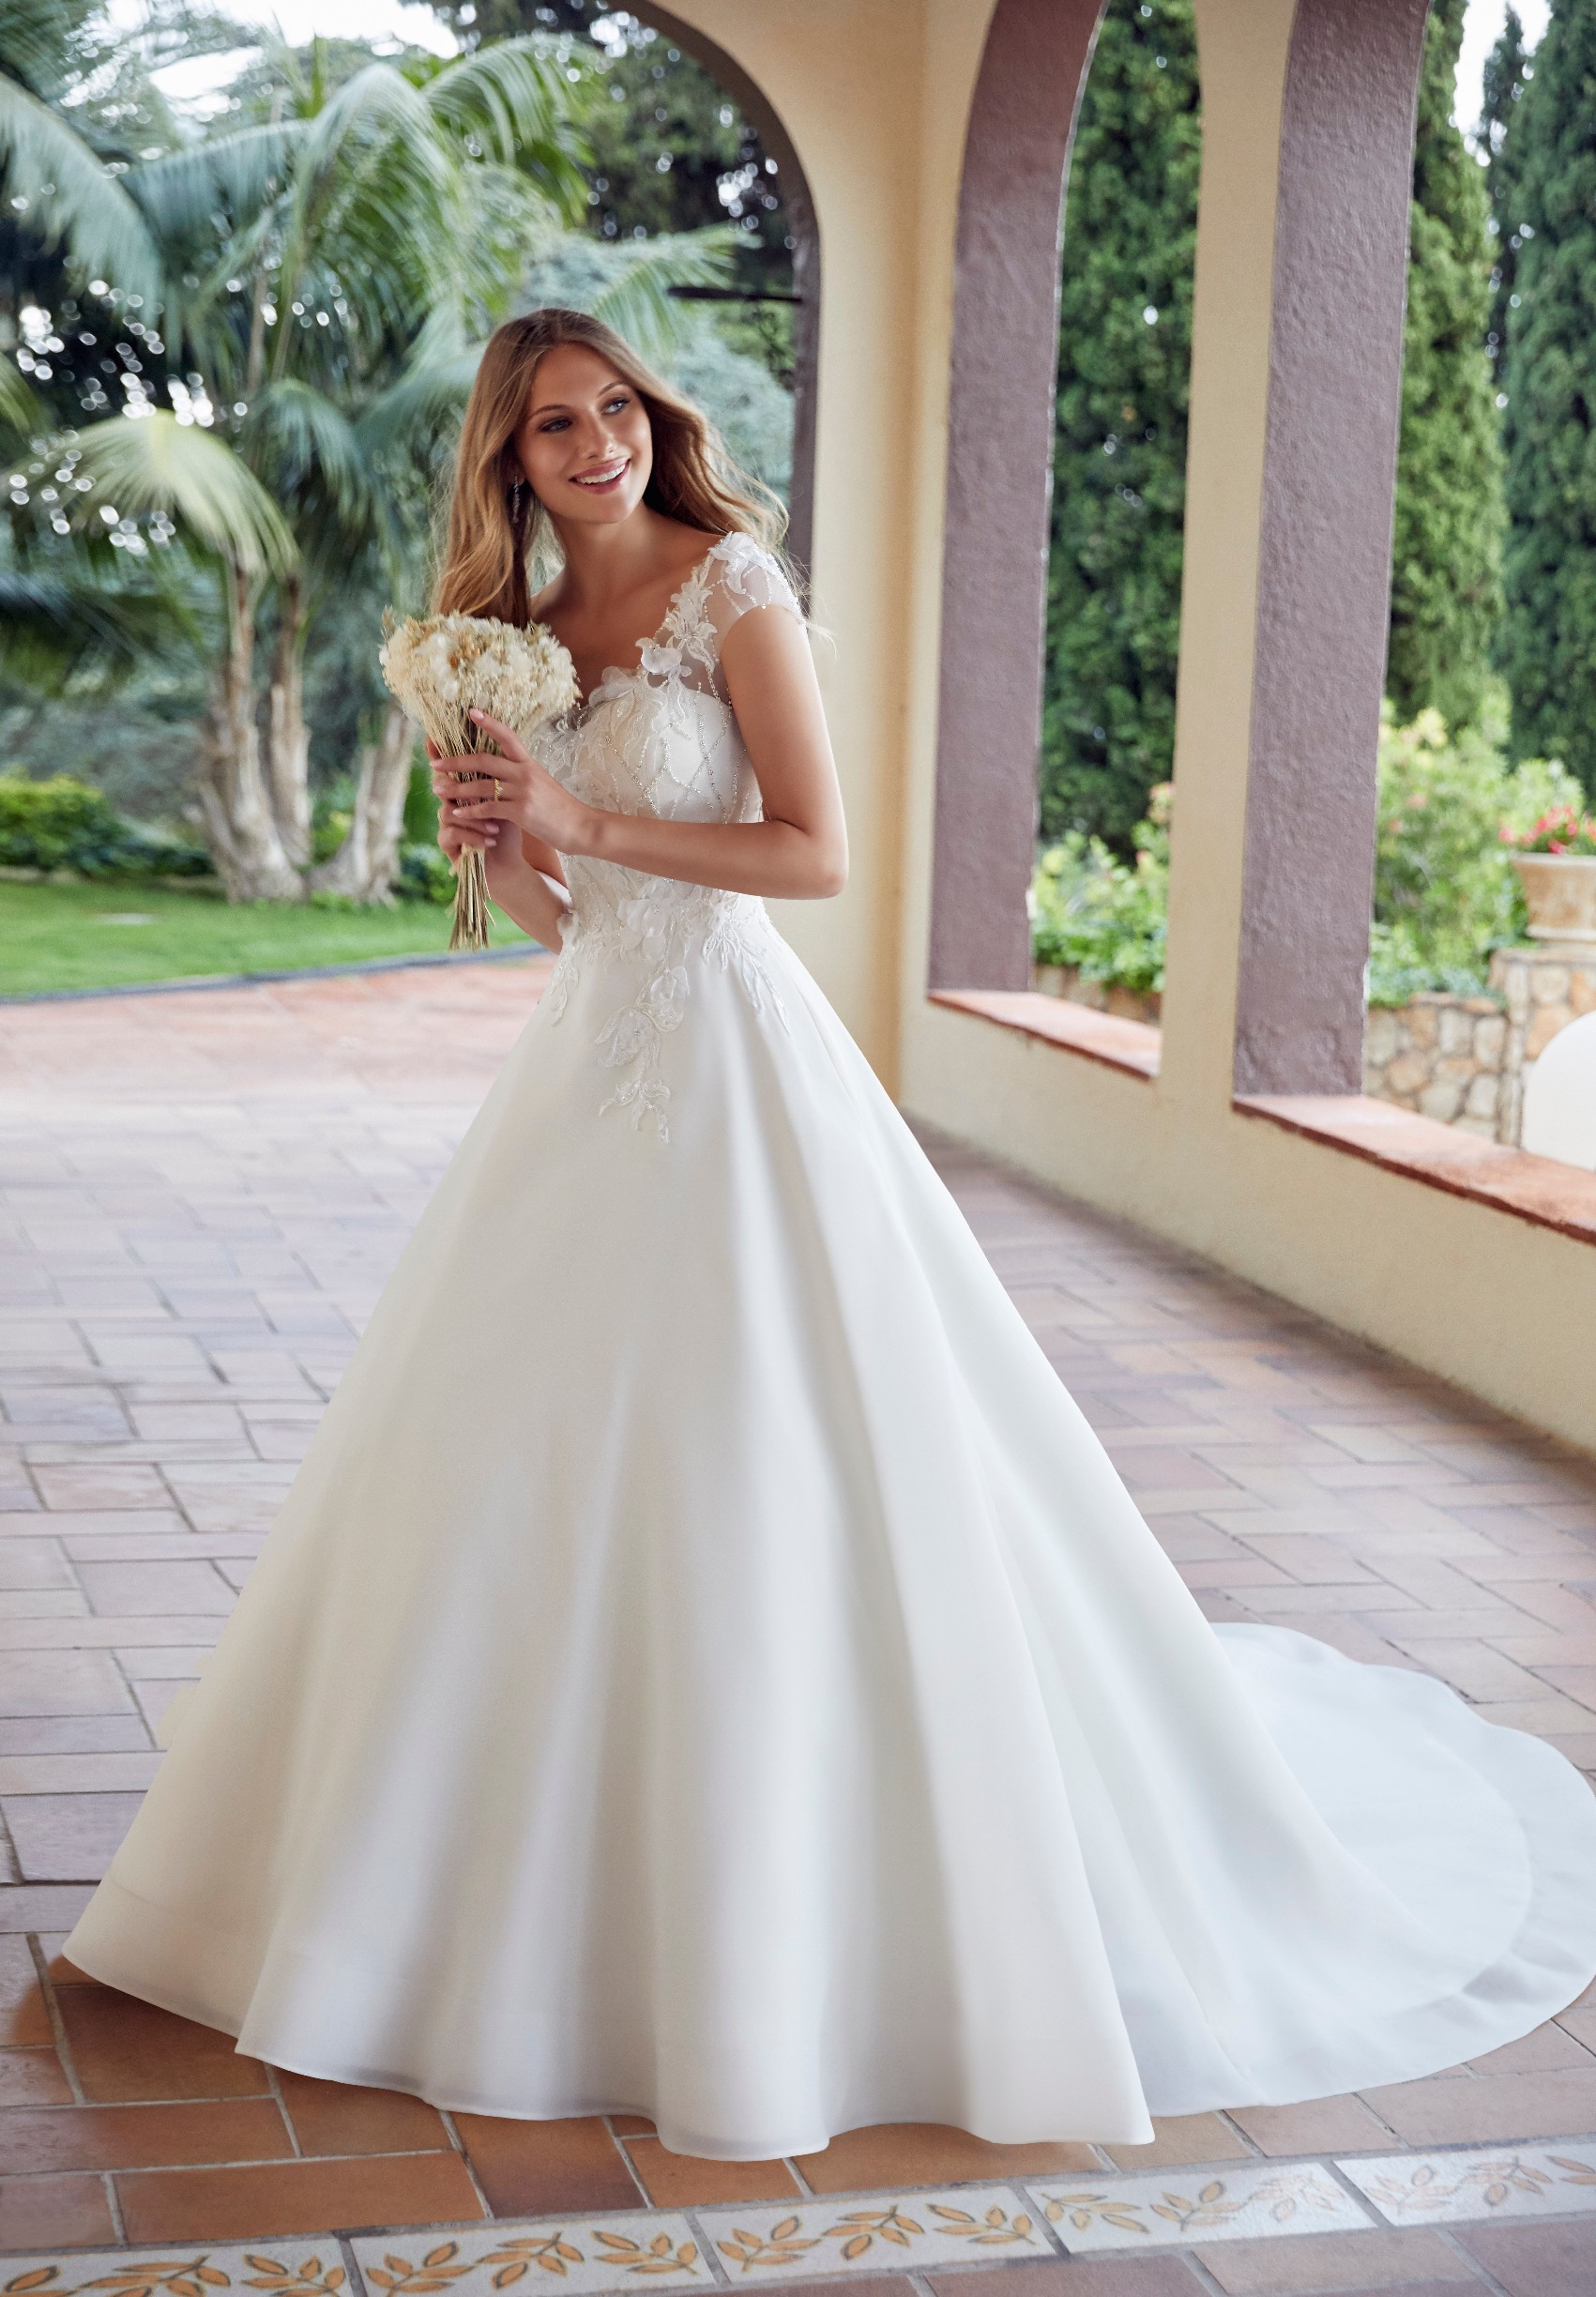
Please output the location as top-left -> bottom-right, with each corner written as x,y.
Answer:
433,307 -> 789,625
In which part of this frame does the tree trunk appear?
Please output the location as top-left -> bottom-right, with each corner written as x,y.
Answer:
265,572 -> 313,869
195,560 -> 302,903
308,704 -> 415,904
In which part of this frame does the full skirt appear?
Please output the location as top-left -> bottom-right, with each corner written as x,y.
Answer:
66,925 -> 1596,2158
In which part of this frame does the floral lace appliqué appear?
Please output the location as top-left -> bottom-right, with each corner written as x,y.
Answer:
547,886 -> 789,1146
536,533 -> 805,1146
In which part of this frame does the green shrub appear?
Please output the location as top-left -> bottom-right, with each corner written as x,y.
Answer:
394,842 -> 456,905
1368,706 -> 1585,1001
1026,718 -> 1588,1009
0,773 -> 211,879
1029,783 -> 1169,996
309,778 -> 355,866
403,757 -> 439,844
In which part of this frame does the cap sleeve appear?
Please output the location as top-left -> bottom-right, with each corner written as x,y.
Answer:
705,532 -> 805,653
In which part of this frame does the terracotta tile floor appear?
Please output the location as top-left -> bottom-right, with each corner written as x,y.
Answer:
4,958 -> 1596,2294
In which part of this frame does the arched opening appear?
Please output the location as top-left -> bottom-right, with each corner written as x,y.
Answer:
627,4 -> 821,588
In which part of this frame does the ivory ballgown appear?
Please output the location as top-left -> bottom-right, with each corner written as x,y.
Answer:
66,532 -> 1596,2160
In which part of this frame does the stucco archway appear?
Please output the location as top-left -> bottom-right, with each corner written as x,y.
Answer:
630,5 -> 821,589
930,0 -> 1433,1096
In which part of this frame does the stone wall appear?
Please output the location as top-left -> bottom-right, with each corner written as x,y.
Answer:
1360,943 -> 1596,1144
1491,942 -> 1596,1145
1361,994 -> 1507,1137
1035,942 -> 1595,1148
1030,965 -> 1162,1026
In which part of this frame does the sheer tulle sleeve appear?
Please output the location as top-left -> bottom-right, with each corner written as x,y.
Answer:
705,534 -> 805,656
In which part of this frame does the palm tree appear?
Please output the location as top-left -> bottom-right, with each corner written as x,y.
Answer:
73,33 -> 593,898
9,21 -> 739,901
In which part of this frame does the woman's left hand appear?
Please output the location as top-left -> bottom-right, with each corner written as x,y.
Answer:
431,710 -> 592,853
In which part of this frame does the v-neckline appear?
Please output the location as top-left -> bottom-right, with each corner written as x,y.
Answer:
561,535 -> 726,717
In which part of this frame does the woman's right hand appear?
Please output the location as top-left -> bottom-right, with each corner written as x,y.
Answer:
430,738 -> 531,905
429,739 -> 572,951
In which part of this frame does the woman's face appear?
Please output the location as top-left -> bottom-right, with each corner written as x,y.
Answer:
511,342 -> 653,527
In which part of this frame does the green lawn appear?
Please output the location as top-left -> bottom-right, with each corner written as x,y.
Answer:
0,877 -> 536,997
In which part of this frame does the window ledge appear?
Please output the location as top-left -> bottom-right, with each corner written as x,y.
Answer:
929,989 -> 1160,1078
1235,1092 -> 1596,1247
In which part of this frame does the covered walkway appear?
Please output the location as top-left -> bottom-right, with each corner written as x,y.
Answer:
1,961 -> 1595,2293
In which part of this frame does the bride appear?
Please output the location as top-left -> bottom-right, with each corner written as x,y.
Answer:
66,308 -> 1596,2164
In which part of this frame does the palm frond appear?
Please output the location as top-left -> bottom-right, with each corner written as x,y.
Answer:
0,569 -> 190,689
293,59 -> 444,204
424,36 -> 590,219
0,73 -> 162,304
0,0 -> 73,94
570,229 -> 740,367
0,350 -> 44,445
270,63 -> 451,371
125,118 -> 304,245
355,349 -> 481,458
69,412 -> 297,577
243,378 -> 369,517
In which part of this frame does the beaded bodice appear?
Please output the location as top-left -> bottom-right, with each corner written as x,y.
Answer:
535,532 -> 804,1143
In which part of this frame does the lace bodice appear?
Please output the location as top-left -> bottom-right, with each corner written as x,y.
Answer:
535,531 -> 806,1143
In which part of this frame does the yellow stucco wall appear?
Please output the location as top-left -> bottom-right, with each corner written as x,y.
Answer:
661,0 -> 1595,1453
664,1 -> 932,1076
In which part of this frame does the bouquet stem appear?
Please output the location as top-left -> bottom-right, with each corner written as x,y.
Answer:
449,844 -> 492,953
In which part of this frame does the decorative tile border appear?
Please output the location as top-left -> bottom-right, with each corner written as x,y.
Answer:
692,2188 -> 1044,2276
349,2220 -> 702,2295
15,2143 -> 1596,2295
1020,2162 -> 1370,2253
1342,2139 -> 1596,2227
2,2252 -> 352,2297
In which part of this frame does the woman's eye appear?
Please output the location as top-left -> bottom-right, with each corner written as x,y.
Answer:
604,395 -> 630,413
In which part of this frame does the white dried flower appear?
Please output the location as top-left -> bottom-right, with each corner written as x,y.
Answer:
379,610 -> 580,760
377,609 -> 581,954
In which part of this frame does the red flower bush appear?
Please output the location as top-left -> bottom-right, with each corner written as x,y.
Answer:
1498,805 -> 1596,858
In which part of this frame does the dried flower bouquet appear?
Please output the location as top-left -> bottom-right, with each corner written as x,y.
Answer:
380,612 -> 580,951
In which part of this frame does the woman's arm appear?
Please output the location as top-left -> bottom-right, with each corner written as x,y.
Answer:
434,604 -> 849,902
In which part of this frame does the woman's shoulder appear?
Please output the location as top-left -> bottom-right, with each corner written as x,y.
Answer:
700,529 -> 804,625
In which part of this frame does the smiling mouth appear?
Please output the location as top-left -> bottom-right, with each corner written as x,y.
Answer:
571,458 -> 630,492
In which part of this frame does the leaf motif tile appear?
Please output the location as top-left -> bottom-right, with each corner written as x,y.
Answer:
1020,2161 -> 1371,2251
1340,2140 -> 1596,2226
348,2219 -> 703,2296
0,2248 -> 349,2297
694,2187 -> 1046,2274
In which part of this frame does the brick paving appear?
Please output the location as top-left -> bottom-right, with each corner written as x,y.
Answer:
3,960 -> 1596,2293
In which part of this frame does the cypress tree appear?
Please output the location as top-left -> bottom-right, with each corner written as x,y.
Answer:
1481,7 -> 1529,371
1498,0 -> 1596,794
1385,0 -> 1505,733
1038,0 -> 1199,851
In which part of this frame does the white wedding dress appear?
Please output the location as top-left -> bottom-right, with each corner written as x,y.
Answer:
67,532 -> 1596,2160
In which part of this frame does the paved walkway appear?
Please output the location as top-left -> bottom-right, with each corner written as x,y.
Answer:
3,961 -> 1596,2297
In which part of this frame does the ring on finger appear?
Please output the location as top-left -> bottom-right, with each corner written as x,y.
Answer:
494,777 -> 504,800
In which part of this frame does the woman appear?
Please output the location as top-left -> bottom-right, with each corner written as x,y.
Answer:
66,309 -> 1596,2164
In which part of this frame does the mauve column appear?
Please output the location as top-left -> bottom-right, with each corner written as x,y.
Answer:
1232,0 -> 1431,1095
928,0 -> 1106,992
